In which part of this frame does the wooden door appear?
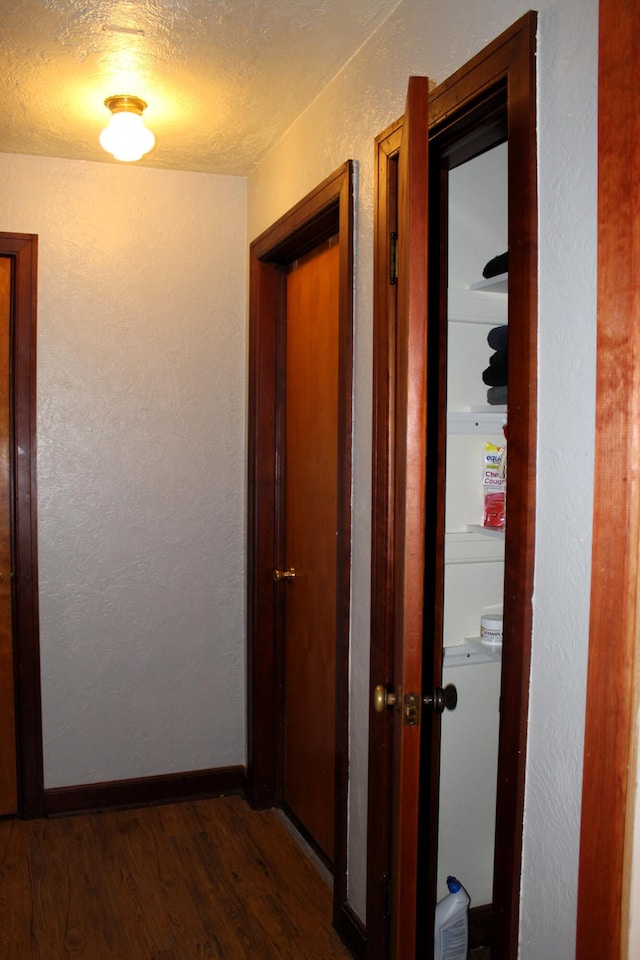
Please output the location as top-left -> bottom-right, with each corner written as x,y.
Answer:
0,256 -> 16,815
282,240 -> 340,863
367,15 -> 537,960
248,163 -> 357,949
368,75 -> 432,960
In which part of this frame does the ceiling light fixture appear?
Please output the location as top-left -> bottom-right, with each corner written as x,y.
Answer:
99,95 -> 155,162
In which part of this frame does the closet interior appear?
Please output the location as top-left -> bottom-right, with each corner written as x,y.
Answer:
436,141 -> 508,908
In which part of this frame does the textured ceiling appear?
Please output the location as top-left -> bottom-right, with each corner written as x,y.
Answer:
0,0 -> 400,175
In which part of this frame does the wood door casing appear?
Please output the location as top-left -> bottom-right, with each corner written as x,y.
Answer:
283,241 -> 340,863
247,164 -> 359,951
0,233 -> 42,820
0,257 -> 16,815
367,14 -> 537,960
577,1 -> 640,955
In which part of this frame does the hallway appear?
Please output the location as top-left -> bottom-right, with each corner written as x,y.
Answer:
0,796 -> 353,959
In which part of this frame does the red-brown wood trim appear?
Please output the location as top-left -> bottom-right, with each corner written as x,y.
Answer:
333,163 -> 355,929
577,2 -> 640,957
469,904 -> 494,952
250,164 -> 352,262
390,77 -> 431,960
367,13 -> 537,959
0,233 -> 43,820
429,12 -> 537,960
430,16 -> 537,958
334,901 -> 366,960
366,123 -> 402,960
247,162 -> 354,932
43,766 -> 245,817
428,11 -> 536,131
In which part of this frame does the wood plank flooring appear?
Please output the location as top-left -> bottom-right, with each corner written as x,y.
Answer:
0,796 -> 354,959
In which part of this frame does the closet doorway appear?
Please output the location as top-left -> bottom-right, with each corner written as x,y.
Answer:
436,137 -> 508,921
366,13 -> 537,960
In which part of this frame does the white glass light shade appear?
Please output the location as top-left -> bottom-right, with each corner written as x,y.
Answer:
100,95 -> 155,162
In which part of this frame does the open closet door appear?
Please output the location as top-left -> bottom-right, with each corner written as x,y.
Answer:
377,74 -> 433,960
369,16 -> 537,960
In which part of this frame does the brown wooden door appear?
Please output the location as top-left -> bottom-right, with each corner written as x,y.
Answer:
248,165 -> 354,943
0,256 -> 17,815
385,75 -> 433,959
368,18 -> 537,960
281,240 -> 340,865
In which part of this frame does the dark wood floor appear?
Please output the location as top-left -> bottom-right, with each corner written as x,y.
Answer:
0,795 -> 354,959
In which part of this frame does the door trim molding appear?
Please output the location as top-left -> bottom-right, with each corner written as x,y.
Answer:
366,13 -> 537,958
367,117 -> 402,960
577,1 -> 640,954
0,232 -> 44,819
43,765 -> 246,817
246,162 -> 354,935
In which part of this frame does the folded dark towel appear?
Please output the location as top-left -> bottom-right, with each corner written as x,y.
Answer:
483,251 -> 508,279
482,351 -> 508,386
487,385 -> 508,405
483,370 -> 507,387
487,325 -> 508,351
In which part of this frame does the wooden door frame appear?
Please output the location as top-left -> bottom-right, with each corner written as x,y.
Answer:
0,232 -> 43,819
246,162 -> 360,950
366,13 -> 537,959
577,2 -> 640,956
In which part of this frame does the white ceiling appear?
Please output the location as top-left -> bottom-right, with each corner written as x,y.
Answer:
0,0 -> 400,176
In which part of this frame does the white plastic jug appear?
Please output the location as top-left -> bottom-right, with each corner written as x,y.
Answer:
434,875 -> 470,960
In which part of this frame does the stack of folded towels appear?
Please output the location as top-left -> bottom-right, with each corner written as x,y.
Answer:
483,324 -> 508,405
483,250 -> 508,279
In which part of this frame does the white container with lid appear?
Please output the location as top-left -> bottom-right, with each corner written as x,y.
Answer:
480,613 -> 503,646
434,876 -> 470,960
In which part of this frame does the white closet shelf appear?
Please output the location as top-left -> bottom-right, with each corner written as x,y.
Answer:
469,273 -> 508,293
445,530 -> 504,563
447,410 -> 507,434
466,523 -> 505,540
443,637 -> 502,667
447,286 -> 508,324
469,403 -> 507,414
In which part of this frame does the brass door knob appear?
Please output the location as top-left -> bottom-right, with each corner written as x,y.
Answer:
273,567 -> 296,582
374,684 -> 397,712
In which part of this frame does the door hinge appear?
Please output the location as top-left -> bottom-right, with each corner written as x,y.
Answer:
389,232 -> 398,285
404,692 -> 420,726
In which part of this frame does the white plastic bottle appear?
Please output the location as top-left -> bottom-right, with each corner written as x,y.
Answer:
434,875 -> 470,960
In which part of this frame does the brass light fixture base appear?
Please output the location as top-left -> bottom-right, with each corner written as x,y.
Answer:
104,94 -> 147,116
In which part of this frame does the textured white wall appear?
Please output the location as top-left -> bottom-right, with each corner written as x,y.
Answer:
0,153 -> 247,788
248,0 -> 598,951
520,2 -> 598,954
